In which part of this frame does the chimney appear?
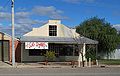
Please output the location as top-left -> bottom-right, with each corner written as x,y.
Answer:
48,20 -> 61,24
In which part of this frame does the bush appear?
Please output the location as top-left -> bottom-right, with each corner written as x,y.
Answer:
44,51 -> 56,61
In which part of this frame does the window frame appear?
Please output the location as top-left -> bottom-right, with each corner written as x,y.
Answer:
49,25 -> 57,36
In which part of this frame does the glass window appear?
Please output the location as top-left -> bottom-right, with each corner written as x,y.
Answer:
49,25 -> 57,36
29,49 -> 46,56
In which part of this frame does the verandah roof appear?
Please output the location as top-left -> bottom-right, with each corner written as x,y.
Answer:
20,36 -> 98,44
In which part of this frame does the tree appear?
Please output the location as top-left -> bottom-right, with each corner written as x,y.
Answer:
76,17 -> 120,58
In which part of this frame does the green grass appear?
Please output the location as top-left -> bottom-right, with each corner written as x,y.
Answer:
99,59 -> 120,65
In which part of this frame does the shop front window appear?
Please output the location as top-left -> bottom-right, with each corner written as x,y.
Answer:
28,44 -> 79,56
29,49 -> 46,56
49,44 -> 76,56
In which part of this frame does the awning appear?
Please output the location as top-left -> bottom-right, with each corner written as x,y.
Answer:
20,36 -> 98,44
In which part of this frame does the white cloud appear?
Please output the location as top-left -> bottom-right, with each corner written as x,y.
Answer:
0,12 -> 11,20
0,9 -> 48,36
15,20 -> 47,36
17,7 -> 27,11
16,19 -> 34,24
32,6 -> 68,19
0,19 -> 47,37
0,6 -> 68,36
0,6 -> 68,21
0,6 -> 3,10
0,20 -> 46,37
0,11 -> 30,21
0,11 -> 47,36
0,6 -> 8,11
113,24 -> 120,31
15,12 -> 30,19
0,23 -> 3,26
15,18 -> 47,27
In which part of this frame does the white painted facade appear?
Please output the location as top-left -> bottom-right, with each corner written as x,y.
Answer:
21,20 -> 89,63
24,20 -> 79,38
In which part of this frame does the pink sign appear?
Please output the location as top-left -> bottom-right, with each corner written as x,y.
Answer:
25,42 -> 48,49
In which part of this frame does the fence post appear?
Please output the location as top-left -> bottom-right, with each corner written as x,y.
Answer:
89,58 -> 91,67
85,59 -> 87,67
96,59 -> 98,66
78,60 -> 81,67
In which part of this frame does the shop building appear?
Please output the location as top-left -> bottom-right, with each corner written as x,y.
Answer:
20,20 -> 98,62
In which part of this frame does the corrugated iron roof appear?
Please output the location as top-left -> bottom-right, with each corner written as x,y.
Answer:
20,36 -> 98,44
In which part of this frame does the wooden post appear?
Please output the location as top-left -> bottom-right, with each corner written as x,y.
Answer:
96,44 -> 98,66
89,58 -> 91,67
78,51 -> 81,67
85,59 -> 87,67
78,60 -> 81,67
96,59 -> 98,66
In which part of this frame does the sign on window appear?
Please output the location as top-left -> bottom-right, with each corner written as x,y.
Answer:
25,42 -> 48,49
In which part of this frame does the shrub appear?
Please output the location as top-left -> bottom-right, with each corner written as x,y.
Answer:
44,51 -> 56,61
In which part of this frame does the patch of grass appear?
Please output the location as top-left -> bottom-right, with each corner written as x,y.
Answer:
99,59 -> 120,65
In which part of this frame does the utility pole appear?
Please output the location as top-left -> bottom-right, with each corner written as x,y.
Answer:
11,0 -> 15,67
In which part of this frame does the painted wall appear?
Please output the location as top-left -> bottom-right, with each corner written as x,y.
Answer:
21,43 -> 79,62
24,20 -> 79,37
21,43 -> 45,62
101,44 -> 120,59
0,40 -> 9,61
0,32 -> 11,40
0,32 -> 21,62
9,39 -> 21,62
104,49 -> 120,59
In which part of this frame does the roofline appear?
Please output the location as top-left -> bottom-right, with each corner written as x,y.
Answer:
0,31 -> 19,40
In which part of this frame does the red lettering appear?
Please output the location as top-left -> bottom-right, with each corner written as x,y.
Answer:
26,42 -> 48,49
36,42 -> 47,49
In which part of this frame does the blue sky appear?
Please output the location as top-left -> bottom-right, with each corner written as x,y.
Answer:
0,0 -> 120,36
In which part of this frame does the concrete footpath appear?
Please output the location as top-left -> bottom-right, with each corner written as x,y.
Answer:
1,61 -> 120,68
16,62 -> 72,68
0,62 -> 72,68
0,61 -> 12,68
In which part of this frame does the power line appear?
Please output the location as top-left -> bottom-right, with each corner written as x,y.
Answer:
0,0 -> 11,10
3,0 -> 11,8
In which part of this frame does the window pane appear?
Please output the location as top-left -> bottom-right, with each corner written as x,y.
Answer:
29,49 -> 46,56
49,25 -> 57,36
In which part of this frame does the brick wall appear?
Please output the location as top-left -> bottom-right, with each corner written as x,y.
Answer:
9,39 -> 21,63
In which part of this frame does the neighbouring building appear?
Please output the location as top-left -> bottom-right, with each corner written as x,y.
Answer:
20,20 -> 98,62
104,44 -> 120,59
0,32 -> 21,63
